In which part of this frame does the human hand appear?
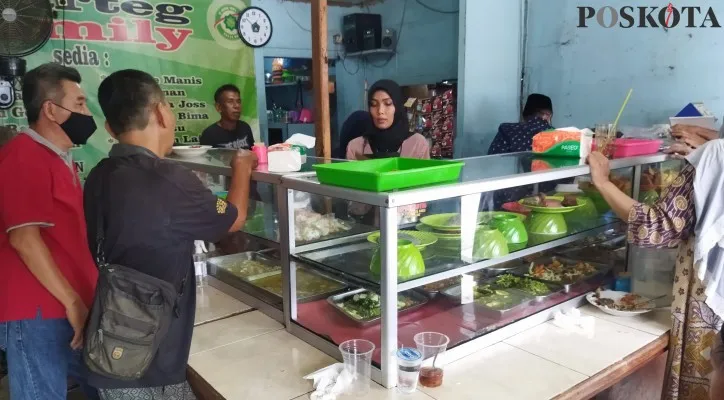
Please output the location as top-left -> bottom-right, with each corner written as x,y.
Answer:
672,124 -> 717,143
66,298 -> 88,350
230,150 -> 256,173
664,142 -> 693,159
587,151 -> 611,188
675,130 -> 707,149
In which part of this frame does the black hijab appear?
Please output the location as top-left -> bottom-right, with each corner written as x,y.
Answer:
364,79 -> 412,155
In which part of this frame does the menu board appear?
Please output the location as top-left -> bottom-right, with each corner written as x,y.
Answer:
0,0 -> 258,179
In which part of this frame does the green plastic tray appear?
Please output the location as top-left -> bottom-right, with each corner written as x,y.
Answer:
312,158 -> 464,192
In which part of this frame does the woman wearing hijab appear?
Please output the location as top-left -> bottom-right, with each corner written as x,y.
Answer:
588,139 -> 724,400
346,79 -> 429,160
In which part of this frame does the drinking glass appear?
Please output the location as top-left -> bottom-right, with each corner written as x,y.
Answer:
594,123 -> 615,157
413,332 -> 449,388
397,347 -> 423,394
339,339 -> 375,396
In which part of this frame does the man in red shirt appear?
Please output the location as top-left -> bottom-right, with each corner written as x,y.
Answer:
0,63 -> 99,400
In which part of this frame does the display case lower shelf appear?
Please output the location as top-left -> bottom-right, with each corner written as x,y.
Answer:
291,278 -> 604,369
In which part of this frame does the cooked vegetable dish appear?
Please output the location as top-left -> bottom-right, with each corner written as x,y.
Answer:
527,258 -> 599,283
335,292 -> 418,320
253,270 -> 344,299
493,274 -> 552,296
222,259 -> 280,279
593,289 -> 649,311
473,285 -> 522,310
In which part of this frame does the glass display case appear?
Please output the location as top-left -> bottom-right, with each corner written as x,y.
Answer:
279,152 -> 671,388
170,149 -> 359,322
175,150 -> 674,388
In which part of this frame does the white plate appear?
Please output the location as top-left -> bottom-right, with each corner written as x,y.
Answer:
585,290 -> 654,317
172,145 -> 212,158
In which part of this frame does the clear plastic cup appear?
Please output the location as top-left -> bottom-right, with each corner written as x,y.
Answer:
397,347 -> 423,393
339,339 -> 375,396
413,332 -> 450,388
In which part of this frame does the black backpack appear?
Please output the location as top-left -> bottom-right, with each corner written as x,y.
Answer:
83,162 -> 186,380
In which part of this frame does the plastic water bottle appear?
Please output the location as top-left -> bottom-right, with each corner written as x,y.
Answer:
194,241 -> 208,287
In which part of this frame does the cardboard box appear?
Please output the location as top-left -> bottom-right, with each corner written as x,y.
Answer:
669,102 -> 718,130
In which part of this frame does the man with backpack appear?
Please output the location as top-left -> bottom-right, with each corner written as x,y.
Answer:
83,70 -> 254,399
0,63 -> 99,400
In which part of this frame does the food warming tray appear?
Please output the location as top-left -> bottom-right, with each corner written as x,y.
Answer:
512,256 -> 612,293
441,284 -> 535,319
487,274 -> 565,303
251,266 -> 349,303
206,251 -> 281,282
326,288 -> 429,327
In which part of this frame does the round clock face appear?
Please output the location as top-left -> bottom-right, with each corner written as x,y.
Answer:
237,7 -> 272,48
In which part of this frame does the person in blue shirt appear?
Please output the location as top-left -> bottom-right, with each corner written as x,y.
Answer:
488,93 -> 554,155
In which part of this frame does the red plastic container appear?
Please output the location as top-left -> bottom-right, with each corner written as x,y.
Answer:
611,139 -> 663,158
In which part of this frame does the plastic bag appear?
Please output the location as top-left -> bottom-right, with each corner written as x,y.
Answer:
620,124 -> 671,139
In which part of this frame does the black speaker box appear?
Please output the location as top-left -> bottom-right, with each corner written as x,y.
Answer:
343,13 -> 382,53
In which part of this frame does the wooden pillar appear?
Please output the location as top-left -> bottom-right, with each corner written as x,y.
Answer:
311,0 -> 331,159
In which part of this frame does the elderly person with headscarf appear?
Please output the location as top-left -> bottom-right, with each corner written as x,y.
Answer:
588,137 -> 724,400
346,79 -> 429,160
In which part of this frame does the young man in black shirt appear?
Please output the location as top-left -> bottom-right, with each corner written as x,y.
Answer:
200,84 -> 255,149
84,70 -> 253,399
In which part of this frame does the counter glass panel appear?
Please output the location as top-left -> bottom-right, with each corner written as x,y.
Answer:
290,165 -> 635,365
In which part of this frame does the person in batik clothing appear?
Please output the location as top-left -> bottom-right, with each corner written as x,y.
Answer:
587,140 -> 724,400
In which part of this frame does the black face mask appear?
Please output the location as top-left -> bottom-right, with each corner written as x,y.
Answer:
53,104 -> 97,145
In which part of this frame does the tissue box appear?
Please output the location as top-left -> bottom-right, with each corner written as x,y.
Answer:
268,148 -> 302,172
532,128 -> 593,158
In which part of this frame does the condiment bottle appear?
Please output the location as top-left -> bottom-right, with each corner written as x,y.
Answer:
252,144 -> 268,164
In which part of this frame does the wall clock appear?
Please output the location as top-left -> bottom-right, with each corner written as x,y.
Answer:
237,6 -> 273,48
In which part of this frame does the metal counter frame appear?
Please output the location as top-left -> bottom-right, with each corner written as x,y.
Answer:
178,150 -> 673,388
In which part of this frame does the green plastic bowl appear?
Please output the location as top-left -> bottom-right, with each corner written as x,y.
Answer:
369,239 -> 426,281
527,213 -> 568,235
473,228 -> 509,260
490,214 -> 528,248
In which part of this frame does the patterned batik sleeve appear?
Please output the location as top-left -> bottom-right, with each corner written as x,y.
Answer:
627,164 -> 696,248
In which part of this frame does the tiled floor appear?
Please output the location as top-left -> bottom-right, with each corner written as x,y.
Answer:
190,291 -> 672,400
194,285 -> 252,325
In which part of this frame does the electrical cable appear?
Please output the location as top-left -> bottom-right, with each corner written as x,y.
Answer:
339,50 -> 360,75
415,0 -> 459,14
283,2 -> 311,32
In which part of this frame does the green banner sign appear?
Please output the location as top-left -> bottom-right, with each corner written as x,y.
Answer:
0,0 -> 257,179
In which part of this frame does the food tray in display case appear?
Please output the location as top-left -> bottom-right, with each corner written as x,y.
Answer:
485,273 -> 565,303
511,256 -> 611,293
207,252 -> 281,282
251,266 -> 349,303
441,283 -> 535,319
417,270 -> 489,298
326,288 -> 429,327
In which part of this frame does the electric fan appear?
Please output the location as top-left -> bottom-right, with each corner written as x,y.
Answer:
0,0 -> 54,109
